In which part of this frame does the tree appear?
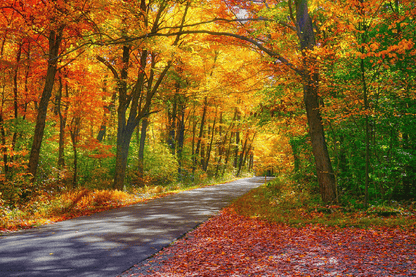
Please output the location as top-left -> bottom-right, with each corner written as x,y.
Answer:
162,0 -> 337,202
96,0 -> 191,189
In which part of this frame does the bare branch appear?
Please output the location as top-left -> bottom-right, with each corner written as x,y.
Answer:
96,55 -> 119,79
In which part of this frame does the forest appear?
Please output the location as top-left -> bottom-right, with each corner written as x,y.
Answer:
0,0 -> 415,229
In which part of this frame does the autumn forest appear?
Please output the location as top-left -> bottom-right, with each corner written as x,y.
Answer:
0,0 -> 415,229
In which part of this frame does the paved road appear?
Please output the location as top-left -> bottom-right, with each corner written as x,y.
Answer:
0,177 -> 267,277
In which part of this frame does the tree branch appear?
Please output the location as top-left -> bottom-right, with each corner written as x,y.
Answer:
119,30 -> 299,73
96,55 -> 119,79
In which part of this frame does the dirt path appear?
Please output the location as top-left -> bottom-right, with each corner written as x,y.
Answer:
0,177 -> 266,277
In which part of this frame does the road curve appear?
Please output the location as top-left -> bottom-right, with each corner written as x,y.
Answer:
0,177 -> 267,277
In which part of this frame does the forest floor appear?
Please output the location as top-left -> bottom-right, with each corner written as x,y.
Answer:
121,177 -> 416,276
120,207 -> 416,276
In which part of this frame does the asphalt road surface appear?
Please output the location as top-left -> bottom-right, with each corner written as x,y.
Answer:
0,177 -> 267,277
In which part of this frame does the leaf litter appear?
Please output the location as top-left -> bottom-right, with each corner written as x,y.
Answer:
121,207 -> 416,276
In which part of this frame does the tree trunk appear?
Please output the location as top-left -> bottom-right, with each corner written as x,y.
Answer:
295,0 -> 337,203
28,29 -> 63,180
97,79 -> 113,142
236,132 -> 249,177
290,137 -> 301,173
203,113 -> 216,172
193,97 -> 207,173
11,43 -> 22,161
0,114 -> 8,176
177,101 -> 185,176
167,94 -> 177,154
138,117 -> 148,178
57,77 -> 69,169
70,116 -> 81,188
114,126 -> 135,190
233,108 -> 241,169
113,45 -> 131,190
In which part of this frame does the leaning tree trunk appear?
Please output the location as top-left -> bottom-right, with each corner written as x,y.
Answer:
295,0 -> 337,203
28,29 -> 63,180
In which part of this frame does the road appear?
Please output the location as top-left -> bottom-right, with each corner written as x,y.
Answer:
0,177 -> 267,277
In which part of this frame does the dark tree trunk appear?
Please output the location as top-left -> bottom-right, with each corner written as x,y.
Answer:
11,43 -> 22,160
236,132 -> 248,177
0,114 -> 8,176
138,117 -> 148,178
57,77 -> 69,169
28,29 -> 63,180
295,0 -> 337,203
222,133 -> 234,176
290,137 -> 301,173
113,45 -> 132,190
233,108 -> 241,169
177,102 -> 185,176
114,126 -> 135,190
70,116 -> 81,188
203,113 -> 216,172
97,80 -> 113,142
193,97 -> 207,173
167,94 -> 177,154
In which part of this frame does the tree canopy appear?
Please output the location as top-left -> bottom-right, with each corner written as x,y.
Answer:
0,0 -> 415,208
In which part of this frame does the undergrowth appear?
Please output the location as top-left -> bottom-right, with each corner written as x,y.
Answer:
232,174 -> 416,229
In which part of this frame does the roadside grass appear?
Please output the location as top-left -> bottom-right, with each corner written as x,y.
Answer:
232,175 -> 416,229
0,175 -> 241,233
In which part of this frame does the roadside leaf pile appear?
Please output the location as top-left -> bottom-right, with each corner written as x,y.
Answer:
127,208 -> 416,276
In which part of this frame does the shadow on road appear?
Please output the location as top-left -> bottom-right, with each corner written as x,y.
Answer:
0,177 -> 267,277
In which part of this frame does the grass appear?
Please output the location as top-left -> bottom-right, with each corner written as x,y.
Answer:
231,175 -> 416,229
0,174 -> 242,233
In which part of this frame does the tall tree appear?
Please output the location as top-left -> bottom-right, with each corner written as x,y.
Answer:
97,0 -> 191,189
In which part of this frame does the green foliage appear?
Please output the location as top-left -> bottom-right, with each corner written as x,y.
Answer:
0,173 -> 32,207
143,141 -> 179,185
232,174 -> 415,229
127,138 -> 179,187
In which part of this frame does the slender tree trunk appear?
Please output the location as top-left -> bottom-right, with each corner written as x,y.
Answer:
177,102 -> 185,176
23,43 -> 31,119
203,113 -> 216,172
97,79 -> 115,142
0,114 -> 8,176
70,116 -> 81,188
355,0 -> 371,207
167,94 -> 177,154
193,97 -> 207,172
295,0 -> 337,203
223,133 -> 234,176
233,108 -> 241,169
191,111 -> 197,177
28,29 -> 63,180
290,137 -> 301,173
236,132 -> 248,177
138,117 -> 148,178
57,77 -> 68,169
10,43 -> 22,160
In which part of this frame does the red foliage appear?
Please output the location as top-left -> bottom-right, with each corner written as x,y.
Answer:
130,208 -> 416,276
